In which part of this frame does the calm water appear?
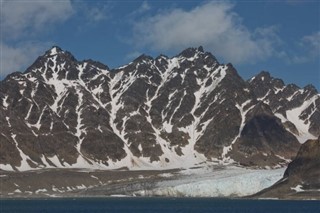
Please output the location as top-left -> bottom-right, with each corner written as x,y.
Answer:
1,197 -> 319,213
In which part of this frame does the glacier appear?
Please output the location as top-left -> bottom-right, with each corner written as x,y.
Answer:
135,166 -> 285,197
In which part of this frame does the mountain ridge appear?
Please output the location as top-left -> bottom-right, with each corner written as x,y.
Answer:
0,46 -> 319,171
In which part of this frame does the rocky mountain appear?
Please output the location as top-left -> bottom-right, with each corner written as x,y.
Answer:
254,136 -> 320,199
0,46 -> 319,171
249,71 -> 320,143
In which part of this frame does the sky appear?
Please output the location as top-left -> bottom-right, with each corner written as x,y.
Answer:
1,0 -> 319,90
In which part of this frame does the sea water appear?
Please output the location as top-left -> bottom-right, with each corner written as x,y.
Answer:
1,197 -> 319,213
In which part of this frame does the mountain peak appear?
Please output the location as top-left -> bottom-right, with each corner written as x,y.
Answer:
43,46 -> 77,62
133,54 -> 154,63
178,46 -> 205,58
45,46 -> 64,56
24,46 -> 77,74
83,59 -> 109,70
257,71 -> 271,80
197,45 -> 204,52
303,84 -> 318,94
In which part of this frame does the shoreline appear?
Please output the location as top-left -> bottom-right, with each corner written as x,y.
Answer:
0,166 -> 311,200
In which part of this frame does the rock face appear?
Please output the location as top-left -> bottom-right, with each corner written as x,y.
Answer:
0,46 -> 319,171
284,136 -> 320,189
255,136 -> 320,199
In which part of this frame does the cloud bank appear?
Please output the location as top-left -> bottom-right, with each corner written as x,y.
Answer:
278,31 -> 320,64
2,0 -> 74,38
1,42 -> 50,74
133,2 -> 278,64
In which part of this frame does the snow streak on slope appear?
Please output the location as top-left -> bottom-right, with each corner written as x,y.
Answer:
221,100 -> 254,163
177,65 -> 228,166
2,95 -> 9,109
107,70 -> 143,169
11,134 -> 37,171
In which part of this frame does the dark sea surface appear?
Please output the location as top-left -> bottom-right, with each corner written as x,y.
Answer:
1,197 -> 319,213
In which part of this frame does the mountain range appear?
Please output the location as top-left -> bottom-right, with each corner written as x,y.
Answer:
0,46 -> 319,172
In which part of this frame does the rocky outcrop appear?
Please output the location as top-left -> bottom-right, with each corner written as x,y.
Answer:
255,136 -> 320,199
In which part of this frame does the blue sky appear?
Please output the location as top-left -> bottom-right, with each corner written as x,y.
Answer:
1,0 -> 319,89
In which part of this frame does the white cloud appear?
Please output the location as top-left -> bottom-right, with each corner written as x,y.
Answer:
301,31 -> 320,51
133,2 -> 279,64
139,1 -> 151,13
0,42 -> 51,77
1,0 -> 73,77
87,6 -> 109,22
77,2 -> 113,23
280,31 -> 320,64
127,1 -> 151,19
125,51 -> 142,60
2,0 -> 74,39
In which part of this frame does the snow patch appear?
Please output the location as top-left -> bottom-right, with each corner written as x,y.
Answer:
49,47 -> 59,55
291,184 -> 304,192
0,164 -> 13,171
286,95 -> 318,143
76,184 -> 87,190
33,106 -> 46,130
257,89 -> 271,101
6,117 -> 12,128
158,173 -> 174,178
2,95 -> 9,109
35,189 -> 48,194
274,86 -> 284,94
275,155 -> 290,163
286,90 -> 300,101
25,104 -> 33,121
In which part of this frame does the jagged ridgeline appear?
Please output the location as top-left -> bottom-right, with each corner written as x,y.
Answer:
0,46 -> 319,171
